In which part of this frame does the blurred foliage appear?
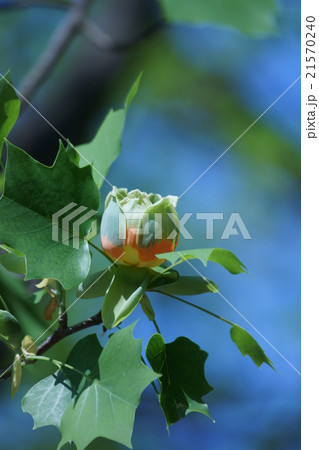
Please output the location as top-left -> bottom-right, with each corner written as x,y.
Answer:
158,0 -> 277,35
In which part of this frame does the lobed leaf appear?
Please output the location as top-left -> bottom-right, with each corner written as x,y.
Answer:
146,334 -> 213,426
58,323 -> 157,450
22,334 -> 102,430
22,373 -> 74,430
76,73 -> 142,189
0,141 -> 100,290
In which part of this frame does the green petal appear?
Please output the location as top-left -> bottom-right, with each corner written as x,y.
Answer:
138,198 -> 179,248
101,195 -> 126,248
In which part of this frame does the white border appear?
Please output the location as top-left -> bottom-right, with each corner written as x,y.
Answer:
301,0 -> 319,448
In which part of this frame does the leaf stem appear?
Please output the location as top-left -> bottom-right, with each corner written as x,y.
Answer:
152,319 -> 161,334
25,354 -> 91,380
158,291 -> 234,327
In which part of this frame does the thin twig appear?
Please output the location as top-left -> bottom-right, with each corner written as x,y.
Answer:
37,310 -> 102,355
0,311 -> 102,379
18,2 -> 163,105
18,0 -> 94,103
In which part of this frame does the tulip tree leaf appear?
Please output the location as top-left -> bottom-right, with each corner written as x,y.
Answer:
230,325 -> 275,369
0,141 -> 100,290
158,0 -> 277,35
158,248 -> 247,275
22,334 -> 103,430
58,323 -> 157,450
22,373 -> 74,430
77,73 -> 142,189
150,275 -> 218,295
0,71 -> 20,155
146,334 -> 213,426
102,265 -> 150,329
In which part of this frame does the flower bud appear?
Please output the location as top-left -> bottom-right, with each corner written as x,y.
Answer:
22,335 -> 37,356
101,187 -> 179,267
11,354 -> 22,398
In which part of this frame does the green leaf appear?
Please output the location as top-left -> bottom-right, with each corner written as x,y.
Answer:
22,372 -> 74,430
102,265 -> 149,329
58,323 -> 157,450
158,248 -> 247,274
77,268 -> 114,299
0,141 -> 100,290
0,71 -> 20,155
230,325 -> 275,369
0,309 -> 22,349
150,275 -> 218,295
22,334 -> 102,430
146,334 -> 213,426
28,288 -> 48,305
158,0 -> 277,35
140,294 -> 155,321
148,267 -> 179,286
77,73 -> 142,189
0,245 -> 26,274
62,334 -> 103,390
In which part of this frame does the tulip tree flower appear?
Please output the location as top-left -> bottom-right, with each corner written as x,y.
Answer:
101,187 -> 179,267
